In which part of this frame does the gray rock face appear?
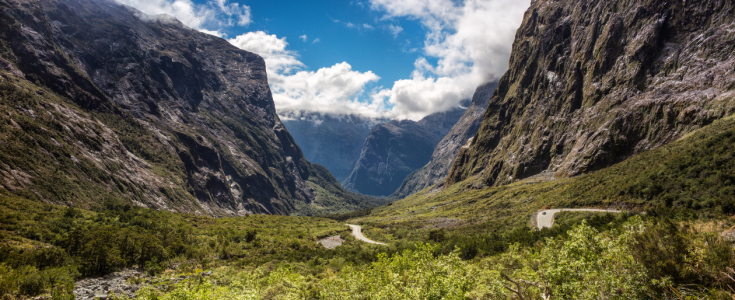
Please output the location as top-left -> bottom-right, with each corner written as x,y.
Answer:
74,269 -> 144,300
282,113 -> 387,182
392,81 -> 498,198
318,235 -> 344,249
343,108 -> 466,197
0,0 -> 381,215
448,0 -> 735,188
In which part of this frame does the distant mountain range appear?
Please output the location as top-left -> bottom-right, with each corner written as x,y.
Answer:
342,106 -> 467,197
281,113 -> 387,182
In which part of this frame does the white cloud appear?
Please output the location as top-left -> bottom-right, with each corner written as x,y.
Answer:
115,0 -> 251,37
363,23 -> 374,30
228,31 -> 303,73
229,32 -> 387,118
368,0 -> 531,120
299,35 -> 308,42
270,63 -> 386,117
387,24 -> 403,38
312,38 -> 321,44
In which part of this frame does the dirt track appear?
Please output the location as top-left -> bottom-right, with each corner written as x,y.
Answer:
347,224 -> 387,245
535,209 -> 623,229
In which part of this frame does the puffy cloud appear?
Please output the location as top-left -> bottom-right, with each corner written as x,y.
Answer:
369,0 -> 531,120
115,0 -> 250,37
229,32 -> 386,118
299,35 -> 308,42
228,31 -> 303,73
270,63 -> 385,117
378,62 -> 478,120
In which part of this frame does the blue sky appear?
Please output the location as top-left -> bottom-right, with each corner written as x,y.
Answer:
241,1 -> 422,88
117,0 -> 531,120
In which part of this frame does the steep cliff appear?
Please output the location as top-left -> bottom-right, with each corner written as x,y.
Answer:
282,113 -> 386,182
343,108 -> 465,197
448,0 -> 735,188
392,81 -> 498,198
0,0 -> 382,216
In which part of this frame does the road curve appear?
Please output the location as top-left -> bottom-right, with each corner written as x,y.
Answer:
347,224 -> 387,245
535,209 -> 623,229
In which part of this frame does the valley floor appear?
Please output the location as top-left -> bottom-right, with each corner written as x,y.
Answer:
1,115 -> 735,299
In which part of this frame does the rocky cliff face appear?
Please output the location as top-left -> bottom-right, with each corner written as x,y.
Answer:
448,0 -> 735,188
281,113 -> 386,182
343,108 -> 465,197
392,81 -> 498,198
0,0 -> 381,216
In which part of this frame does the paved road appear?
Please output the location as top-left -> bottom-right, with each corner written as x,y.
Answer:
347,224 -> 386,245
535,209 -> 623,229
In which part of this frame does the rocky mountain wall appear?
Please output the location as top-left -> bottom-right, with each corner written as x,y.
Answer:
0,0 -> 381,216
448,0 -> 735,188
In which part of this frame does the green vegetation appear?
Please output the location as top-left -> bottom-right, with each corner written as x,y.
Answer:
92,216 -> 731,299
3,192 -> 734,299
0,195 -> 392,299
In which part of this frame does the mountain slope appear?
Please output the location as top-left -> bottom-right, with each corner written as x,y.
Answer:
281,113 -> 386,182
343,108 -> 465,197
447,0 -> 735,188
360,113 -> 735,233
392,81 -> 498,198
0,0 -> 382,216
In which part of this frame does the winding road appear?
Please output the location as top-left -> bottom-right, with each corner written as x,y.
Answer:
535,209 -> 623,229
346,210 -> 626,244
347,224 -> 387,245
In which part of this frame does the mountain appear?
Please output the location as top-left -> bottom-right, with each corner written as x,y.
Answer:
0,0 -> 383,216
447,0 -> 735,188
342,107 -> 466,197
392,81 -> 498,198
281,113 -> 386,182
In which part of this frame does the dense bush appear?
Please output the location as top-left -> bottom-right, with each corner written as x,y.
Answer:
0,195 -> 378,298
107,217 -> 735,299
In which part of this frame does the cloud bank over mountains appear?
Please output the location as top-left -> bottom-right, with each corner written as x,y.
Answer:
228,31 -> 390,119
116,0 -> 530,121
116,0 -> 251,37
368,0 -> 531,120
